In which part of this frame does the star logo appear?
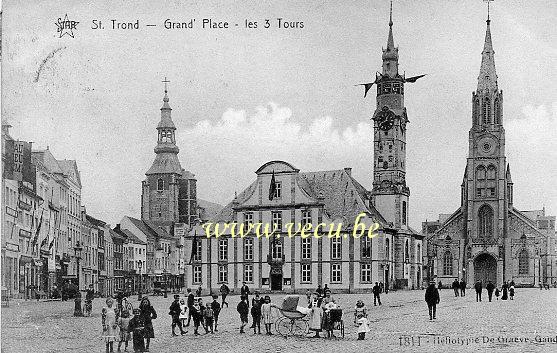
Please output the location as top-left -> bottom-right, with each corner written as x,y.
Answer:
55,14 -> 79,38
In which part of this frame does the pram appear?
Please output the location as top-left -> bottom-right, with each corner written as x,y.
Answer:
275,295 -> 311,337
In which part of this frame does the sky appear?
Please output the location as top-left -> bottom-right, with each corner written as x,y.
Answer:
2,0 -> 556,230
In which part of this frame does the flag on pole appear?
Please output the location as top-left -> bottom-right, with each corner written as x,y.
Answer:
31,209 -> 44,247
188,230 -> 198,265
268,170 -> 277,201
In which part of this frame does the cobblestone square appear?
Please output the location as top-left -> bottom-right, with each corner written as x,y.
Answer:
2,288 -> 556,353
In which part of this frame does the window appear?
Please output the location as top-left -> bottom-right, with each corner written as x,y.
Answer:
482,98 -> 490,124
244,212 -> 253,226
272,211 -> 282,231
301,238 -> 312,260
193,240 -> 202,261
402,201 -> 407,225
443,251 -> 453,275
244,238 -> 253,261
218,239 -> 228,261
362,237 -> 372,258
384,238 -> 390,260
416,244 -> 421,264
361,263 -> 372,283
157,179 -> 164,191
476,166 -> 487,197
474,99 -> 480,125
331,238 -> 342,260
273,182 -> 282,199
193,265 -> 202,284
244,264 -> 253,283
218,264 -> 228,283
518,249 -> 529,275
487,165 -> 496,197
478,204 -> 494,237
404,239 -> 410,262
494,98 -> 500,124
331,263 -> 342,283
301,263 -> 311,283
271,240 -> 283,260
301,210 -> 312,226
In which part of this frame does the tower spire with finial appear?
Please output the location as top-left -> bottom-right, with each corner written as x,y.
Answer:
161,77 -> 171,110
386,0 -> 395,50
477,0 -> 497,91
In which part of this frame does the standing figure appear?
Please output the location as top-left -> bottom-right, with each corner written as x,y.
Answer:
459,279 -> 466,297
186,289 -> 195,326
425,281 -> 440,320
196,286 -> 202,297
251,293 -> 262,334
179,298 -> 187,327
84,284 -> 95,317
316,285 -> 323,296
438,281 -> 443,291
494,287 -> 500,300
204,301 -> 215,334
101,297 -> 120,353
169,294 -> 186,336
128,308 -> 146,352
190,299 -> 202,335
237,295 -> 249,333
198,298 -> 207,333
323,284 -> 330,295
486,281 -> 495,302
219,283 -> 230,308
501,282 -> 508,300
240,282 -> 251,307
211,295 -> 221,332
261,295 -> 278,335
139,297 -> 157,352
372,282 -> 382,306
474,281 -> 483,302
452,279 -> 460,297
509,284 -> 515,300
308,295 -> 323,338
118,309 -> 131,352
354,300 -> 367,324
356,315 -> 370,340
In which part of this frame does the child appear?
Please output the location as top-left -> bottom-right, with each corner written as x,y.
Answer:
117,309 -> 131,352
495,287 -> 500,300
237,295 -> 249,333
191,299 -> 202,335
261,296 -> 277,335
509,285 -> 515,300
169,294 -> 186,336
356,315 -> 370,340
204,301 -> 214,334
251,293 -> 262,334
198,298 -> 207,332
128,308 -> 145,352
102,297 -> 120,353
211,295 -> 221,332
179,298 -> 187,327
354,300 -> 367,325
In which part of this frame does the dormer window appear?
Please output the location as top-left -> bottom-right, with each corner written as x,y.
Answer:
157,178 -> 164,191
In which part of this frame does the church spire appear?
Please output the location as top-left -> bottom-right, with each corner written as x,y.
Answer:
382,1 -> 398,76
477,8 -> 497,92
387,1 -> 395,50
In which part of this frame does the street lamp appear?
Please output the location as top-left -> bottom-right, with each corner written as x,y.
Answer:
163,269 -> 168,298
137,260 -> 143,301
73,241 -> 83,317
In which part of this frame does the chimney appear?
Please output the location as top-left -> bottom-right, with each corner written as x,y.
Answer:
344,167 -> 352,176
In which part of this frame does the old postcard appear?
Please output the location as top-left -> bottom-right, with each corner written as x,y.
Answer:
1,0 -> 556,352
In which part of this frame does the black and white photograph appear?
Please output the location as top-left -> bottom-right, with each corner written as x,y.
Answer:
1,0 -> 556,352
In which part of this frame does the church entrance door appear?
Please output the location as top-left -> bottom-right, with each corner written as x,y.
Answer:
474,253 -> 497,285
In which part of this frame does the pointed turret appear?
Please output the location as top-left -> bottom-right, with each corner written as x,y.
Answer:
382,1 -> 399,77
506,164 -> 513,184
477,18 -> 498,92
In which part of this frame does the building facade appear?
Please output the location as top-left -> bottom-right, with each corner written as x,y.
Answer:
427,16 -> 556,287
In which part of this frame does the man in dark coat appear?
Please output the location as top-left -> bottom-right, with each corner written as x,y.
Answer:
186,288 -> 195,326
486,281 -> 495,302
372,282 -> 382,306
474,281 -> 483,302
237,295 -> 249,333
240,282 -> 250,307
169,294 -> 186,335
452,279 -> 460,297
459,279 -> 466,296
316,285 -> 323,296
220,283 -> 230,308
425,281 -> 440,320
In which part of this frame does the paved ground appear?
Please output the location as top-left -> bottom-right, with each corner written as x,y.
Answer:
2,288 -> 556,353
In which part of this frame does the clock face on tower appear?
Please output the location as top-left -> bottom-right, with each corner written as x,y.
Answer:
376,107 -> 395,131
477,136 -> 497,156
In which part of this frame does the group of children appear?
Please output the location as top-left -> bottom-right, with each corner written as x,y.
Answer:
101,297 -> 150,353
236,292 -> 277,334
170,293 -> 222,336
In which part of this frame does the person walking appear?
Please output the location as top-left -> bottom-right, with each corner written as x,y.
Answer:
474,281 -> 483,302
237,295 -> 249,333
425,281 -> 440,320
452,279 -> 460,297
494,287 -> 500,300
179,298 -> 187,327
211,295 -> 221,332
139,297 -> 157,352
219,283 -> 230,308
169,294 -> 186,336
250,293 -> 262,334
203,301 -> 215,334
128,308 -> 146,352
240,282 -> 250,307
372,282 -> 382,306
117,309 -> 131,352
509,284 -> 515,300
501,282 -> 508,300
438,280 -> 443,291
486,281 -> 495,302
186,289 -> 195,326
84,284 -> 95,317
459,279 -> 466,296
101,297 -> 120,353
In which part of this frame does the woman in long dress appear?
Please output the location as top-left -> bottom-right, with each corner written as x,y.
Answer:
308,296 -> 323,338
101,297 -> 120,353
260,296 -> 277,335
501,283 -> 508,300
139,297 -> 157,352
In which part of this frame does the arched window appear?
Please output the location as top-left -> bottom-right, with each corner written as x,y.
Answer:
402,201 -> 407,226
385,238 -> 390,261
482,98 -> 490,124
476,166 -> 486,197
494,98 -> 500,124
404,239 -> 410,262
443,251 -> 453,275
518,249 -> 529,275
487,165 -> 497,197
478,204 -> 494,237
416,244 -> 421,263
157,179 -> 164,191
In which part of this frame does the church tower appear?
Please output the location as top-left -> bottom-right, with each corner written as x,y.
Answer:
463,15 -> 510,243
371,4 -> 410,230
141,80 -> 198,230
